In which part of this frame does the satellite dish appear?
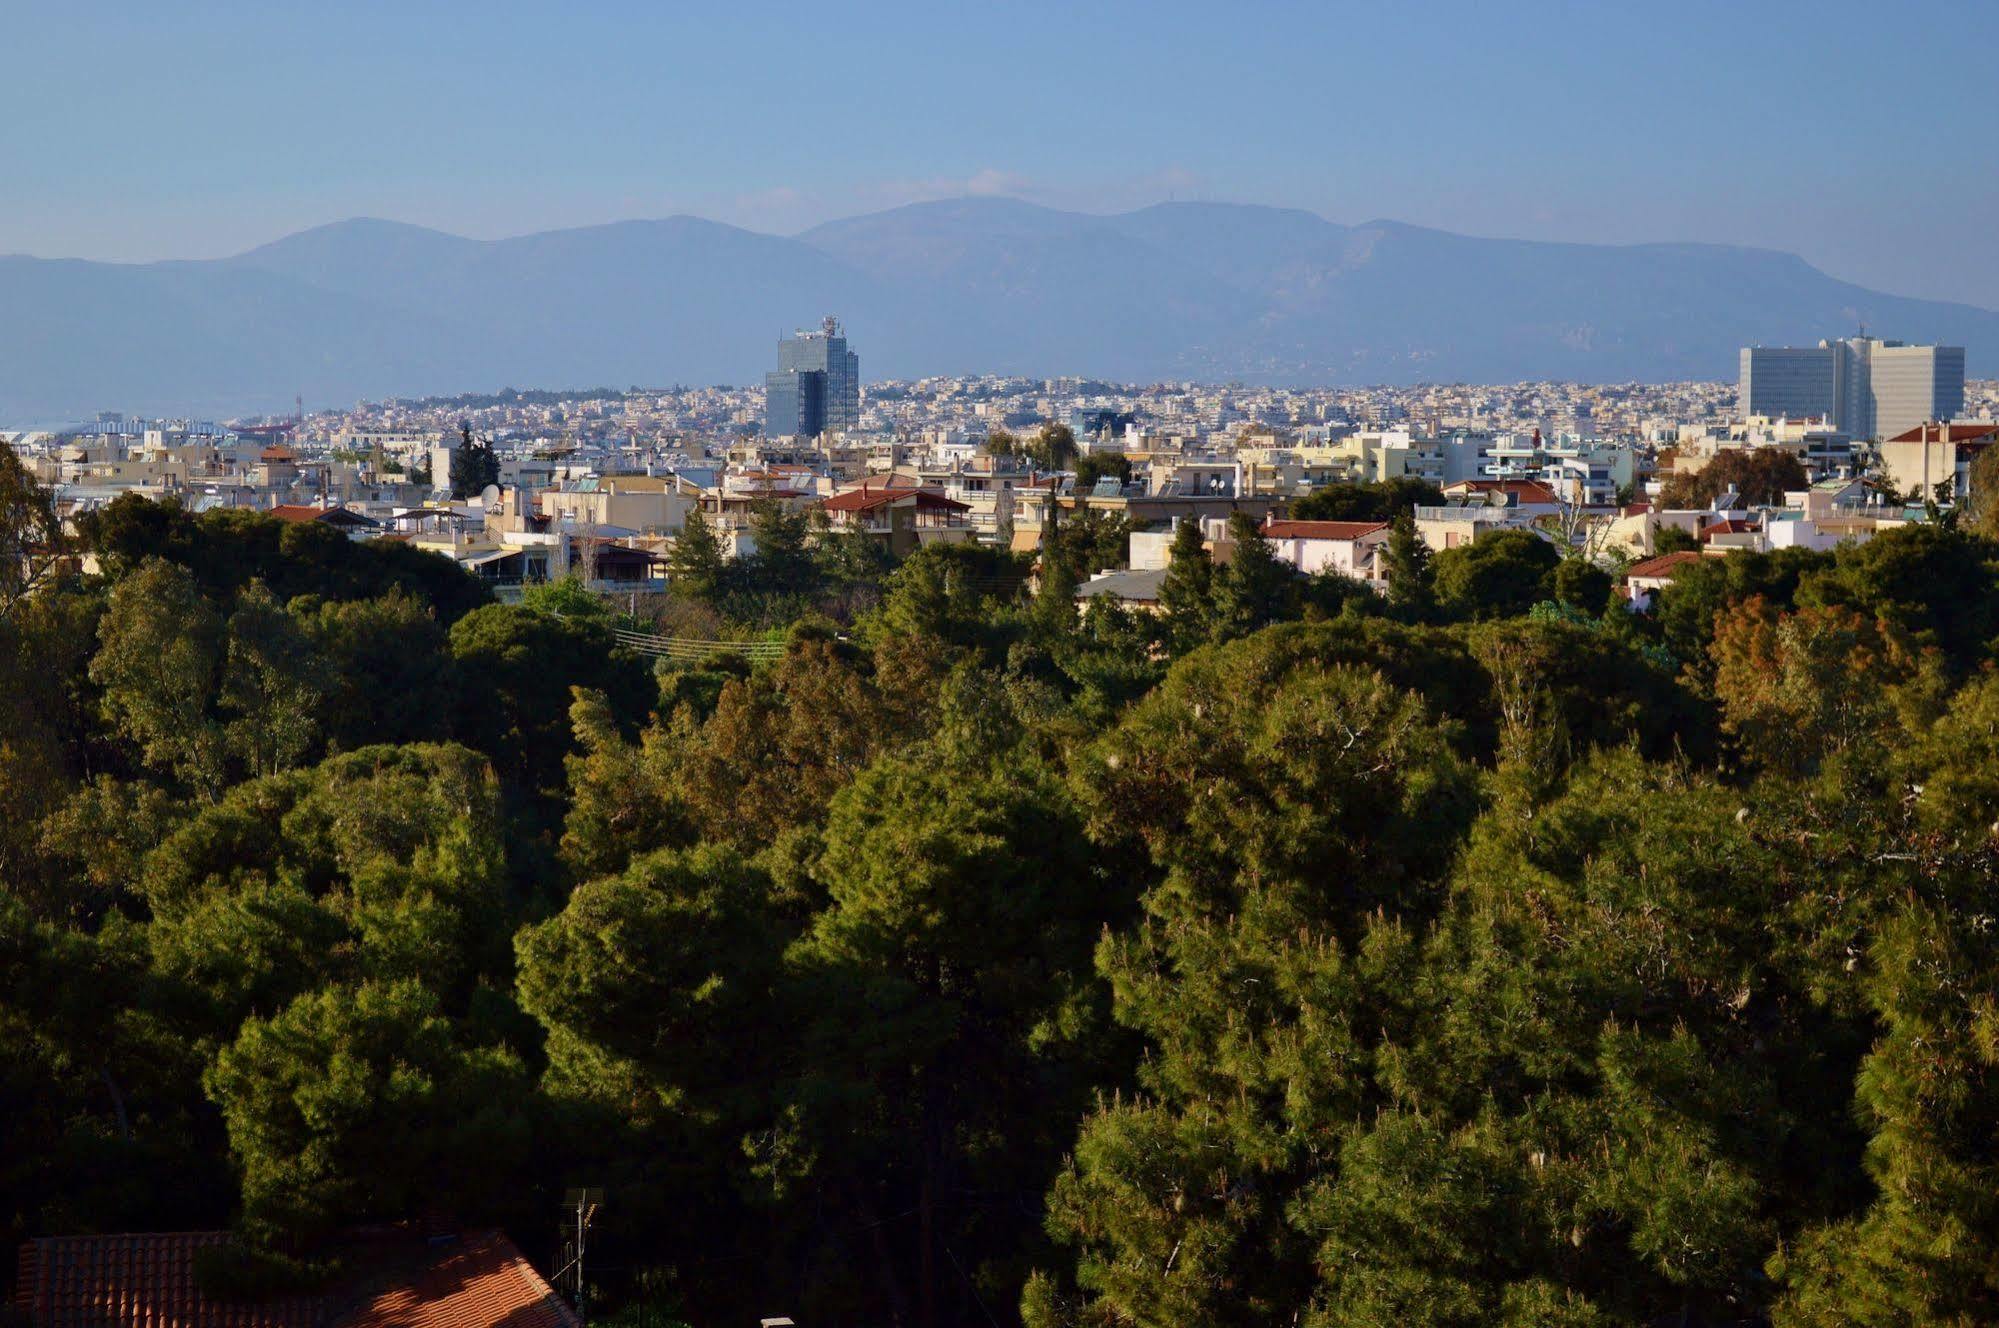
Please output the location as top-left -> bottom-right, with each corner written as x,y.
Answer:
480,483 -> 502,508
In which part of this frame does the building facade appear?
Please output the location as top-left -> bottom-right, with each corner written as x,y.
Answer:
764,316 -> 860,439
1739,337 -> 1964,440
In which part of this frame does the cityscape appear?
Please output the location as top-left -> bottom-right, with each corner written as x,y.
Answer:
6,5 -> 1999,1328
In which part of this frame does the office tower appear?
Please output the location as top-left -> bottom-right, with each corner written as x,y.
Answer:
1739,337 -> 1964,440
1868,342 -> 1965,441
1738,347 -> 1837,423
764,316 -> 860,439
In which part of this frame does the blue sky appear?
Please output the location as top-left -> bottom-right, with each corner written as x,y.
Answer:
6,0 -> 1997,307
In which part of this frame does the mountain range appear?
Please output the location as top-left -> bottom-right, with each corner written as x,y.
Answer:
4,198 -> 1996,421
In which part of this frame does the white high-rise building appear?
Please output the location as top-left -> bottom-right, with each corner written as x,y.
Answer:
1740,337 -> 1964,440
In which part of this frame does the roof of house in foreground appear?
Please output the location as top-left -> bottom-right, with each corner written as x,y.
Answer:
1624,550 -> 1708,581
14,1229 -> 579,1328
1260,519 -> 1390,541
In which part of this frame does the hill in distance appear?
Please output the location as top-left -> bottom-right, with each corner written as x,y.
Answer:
4,198 -> 1996,420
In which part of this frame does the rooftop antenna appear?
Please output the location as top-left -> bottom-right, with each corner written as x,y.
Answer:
556,1187 -> 604,1322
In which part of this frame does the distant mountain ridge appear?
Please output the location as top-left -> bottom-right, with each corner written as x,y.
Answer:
4,198 -> 1996,420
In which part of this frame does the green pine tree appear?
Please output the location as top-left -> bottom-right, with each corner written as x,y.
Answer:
667,505 -> 724,602
1158,518 -> 1214,653
1382,512 -> 1435,620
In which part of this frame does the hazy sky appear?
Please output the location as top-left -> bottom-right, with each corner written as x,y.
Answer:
6,1 -> 1997,308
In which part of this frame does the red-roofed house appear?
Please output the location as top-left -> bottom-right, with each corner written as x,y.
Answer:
267,505 -> 381,539
1623,550 -> 1708,612
338,1231 -> 579,1328
817,483 -> 972,557
1440,478 -> 1563,512
1259,518 -> 1391,579
1878,421 -> 1999,505
13,1230 -> 578,1328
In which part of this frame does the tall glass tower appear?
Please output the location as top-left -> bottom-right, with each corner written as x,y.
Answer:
764,316 -> 860,439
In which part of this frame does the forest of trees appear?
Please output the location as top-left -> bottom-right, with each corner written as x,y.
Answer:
4,464 -> 1999,1327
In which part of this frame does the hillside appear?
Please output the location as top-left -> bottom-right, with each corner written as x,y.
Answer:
4,199 -> 1997,418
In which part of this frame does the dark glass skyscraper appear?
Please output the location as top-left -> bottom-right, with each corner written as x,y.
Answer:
764,316 -> 860,439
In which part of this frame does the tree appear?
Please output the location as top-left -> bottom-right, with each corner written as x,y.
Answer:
448,425 -> 500,500
1157,518 -> 1215,653
1432,529 -> 1559,621
78,493 -> 488,621
446,603 -> 653,806
220,583 -> 323,780
204,979 -> 531,1241
1652,523 -> 1700,555
782,760 -> 1112,1328
1551,557 -> 1612,614
0,442 -> 65,620
872,542 -> 1028,651
517,842 -> 785,1130
1042,508 -> 1132,584
812,509 -> 895,605
667,506 -> 724,603
1658,448 -> 1807,509
1073,451 -> 1133,491
1381,512 -> 1435,620
743,498 -> 816,600
558,687 -> 690,879
983,429 -> 1020,459
141,742 -> 513,1012
670,638 -> 931,846
1292,476 -> 1442,523
91,559 -> 229,799
1768,672 -> 1999,1324
1710,598 -> 1925,777
1024,423 -> 1079,472
294,591 -> 457,751
1961,443 -> 1999,537
1035,660 -> 1478,1328
1210,513 -> 1296,642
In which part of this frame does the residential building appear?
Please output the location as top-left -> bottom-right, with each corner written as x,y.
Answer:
817,482 -> 973,557
1876,421 -> 1999,502
1257,518 -> 1391,579
1624,550 -> 1710,611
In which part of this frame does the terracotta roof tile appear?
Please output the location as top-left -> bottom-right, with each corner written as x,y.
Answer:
1884,422 -> 1999,444
336,1232 -> 580,1328
1625,550 -> 1707,580
16,1232 -> 331,1328
15,1231 -> 576,1328
1261,519 -> 1390,541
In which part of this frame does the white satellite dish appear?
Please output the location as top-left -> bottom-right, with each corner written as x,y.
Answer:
480,483 -> 502,508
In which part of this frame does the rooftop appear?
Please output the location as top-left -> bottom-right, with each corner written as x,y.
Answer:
1261,519 -> 1390,541
13,1229 -> 579,1328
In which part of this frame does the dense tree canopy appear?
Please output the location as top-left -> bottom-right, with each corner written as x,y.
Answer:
9,492 -> 1999,1328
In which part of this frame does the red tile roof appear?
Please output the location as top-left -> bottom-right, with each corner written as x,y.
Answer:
13,1231 -> 577,1328
1884,422 -> 1999,444
1700,519 -> 1758,538
1442,479 -> 1561,504
1261,519 -> 1390,541
336,1232 -> 580,1328
820,485 -> 969,514
267,505 -> 376,527
1625,550 -> 1707,581
15,1232 -> 332,1328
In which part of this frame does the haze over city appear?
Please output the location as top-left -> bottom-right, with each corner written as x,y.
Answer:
8,2 -> 1997,308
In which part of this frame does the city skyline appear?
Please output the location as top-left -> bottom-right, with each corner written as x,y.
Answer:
6,2 -> 1997,308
